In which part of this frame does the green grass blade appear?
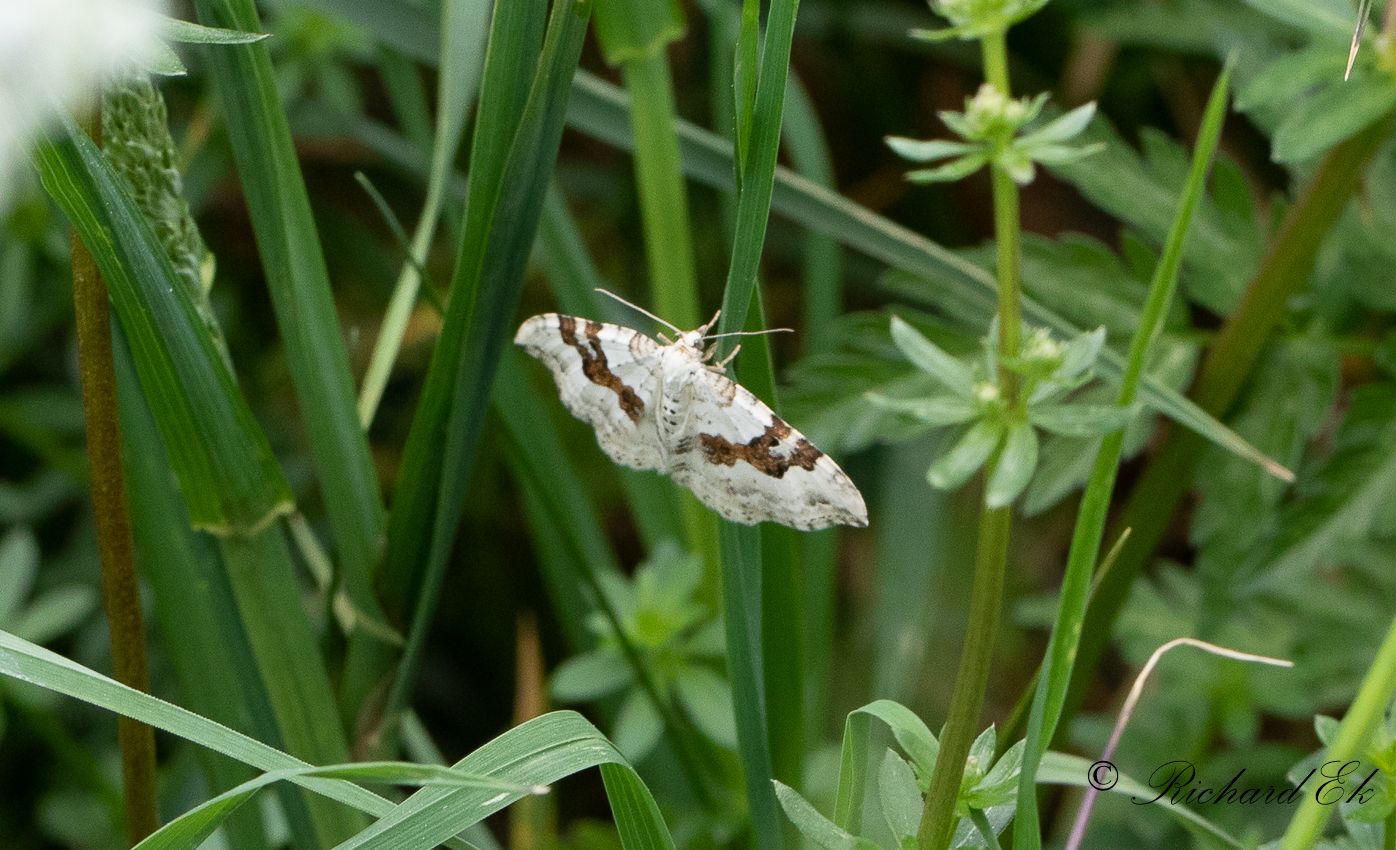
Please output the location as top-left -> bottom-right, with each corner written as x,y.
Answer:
0,630 -> 669,850
193,0 -> 388,626
217,529 -> 363,843
496,348 -> 720,804
134,763 -> 531,850
1012,62 -> 1234,850
564,72 -> 1290,480
534,186 -> 684,548
713,4 -> 803,846
358,0 -> 492,428
380,0 -> 591,727
780,72 -> 843,345
32,117 -> 291,535
721,518 -> 782,850
114,332 -> 294,850
715,0 -> 800,342
0,630 -> 445,834
326,712 -> 674,850
494,349 -> 623,648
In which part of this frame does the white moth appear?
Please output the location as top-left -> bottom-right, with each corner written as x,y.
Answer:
514,303 -> 868,531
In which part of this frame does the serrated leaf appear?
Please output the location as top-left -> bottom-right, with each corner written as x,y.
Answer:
1241,0 -> 1352,41
929,420 -> 1004,491
1235,45 -> 1347,111
1271,73 -> 1396,162
985,422 -> 1038,508
1029,403 -> 1139,436
890,315 -> 976,395
886,136 -> 974,162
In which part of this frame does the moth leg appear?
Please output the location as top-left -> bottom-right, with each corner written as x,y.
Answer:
715,344 -> 741,371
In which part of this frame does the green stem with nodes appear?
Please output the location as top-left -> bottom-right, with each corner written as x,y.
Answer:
918,29 -> 1022,850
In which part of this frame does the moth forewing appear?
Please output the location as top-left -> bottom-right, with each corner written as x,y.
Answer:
515,311 -> 869,530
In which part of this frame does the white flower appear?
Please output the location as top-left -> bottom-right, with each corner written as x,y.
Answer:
0,0 -> 167,211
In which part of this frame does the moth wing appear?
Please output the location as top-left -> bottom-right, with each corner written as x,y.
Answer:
515,314 -> 666,470
669,368 -> 868,530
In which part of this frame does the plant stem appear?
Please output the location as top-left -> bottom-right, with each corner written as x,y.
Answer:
621,49 -> 720,569
70,111 -> 159,844
624,50 -> 701,330
1279,613 -> 1396,850
918,505 -> 1012,850
918,31 -> 1022,850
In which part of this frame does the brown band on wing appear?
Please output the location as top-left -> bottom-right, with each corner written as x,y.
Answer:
557,316 -> 645,422
698,415 -> 824,478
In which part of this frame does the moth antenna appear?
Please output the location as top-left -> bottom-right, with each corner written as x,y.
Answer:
698,309 -> 721,334
703,328 -> 795,340
594,288 -> 681,334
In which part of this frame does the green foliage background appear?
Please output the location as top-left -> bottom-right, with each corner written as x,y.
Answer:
4,0 -> 1396,848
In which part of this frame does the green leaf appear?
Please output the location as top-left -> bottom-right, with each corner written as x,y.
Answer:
0,631 -> 675,850
866,393 -> 979,427
614,688 -> 664,763
1271,73 -> 1396,163
593,0 -> 684,64
986,423 -> 1038,508
193,0 -> 385,611
1048,118 -> 1262,316
0,527 -> 38,625
159,16 -> 267,43
886,136 -> 974,162
890,316 -> 977,396
380,0 -> 591,724
834,700 -> 941,833
1241,385 -> 1396,595
1019,102 -> 1097,146
879,750 -> 923,842
1235,45 -> 1346,111
9,587 -> 97,646
132,763 -> 533,850
33,118 -> 293,535
551,651 -> 633,702
775,782 -> 885,850
1028,404 -> 1139,437
1023,142 -> 1104,166
929,420 -> 1004,492
1241,0 -> 1352,41
674,666 -> 738,750
906,153 -> 990,183
358,0 -> 493,428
